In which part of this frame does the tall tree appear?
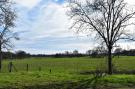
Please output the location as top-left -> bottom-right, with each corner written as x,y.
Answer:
67,0 -> 135,74
0,0 -> 17,71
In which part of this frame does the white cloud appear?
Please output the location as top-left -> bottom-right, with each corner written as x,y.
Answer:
26,2 -> 74,39
125,0 -> 135,5
14,42 -> 95,54
13,0 -> 42,9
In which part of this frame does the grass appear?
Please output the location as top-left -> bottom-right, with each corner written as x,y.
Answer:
0,72 -> 135,89
2,57 -> 107,73
0,72 -> 92,89
0,56 -> 135,88
2,56 -> 135,73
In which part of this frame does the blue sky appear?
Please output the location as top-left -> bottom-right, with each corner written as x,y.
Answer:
11,0 -> 135,54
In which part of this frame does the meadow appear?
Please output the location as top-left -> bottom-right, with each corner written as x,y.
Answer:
0,56 -> 135,89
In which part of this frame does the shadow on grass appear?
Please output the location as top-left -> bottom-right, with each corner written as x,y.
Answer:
1,77 -> 134,89
0,77 -> 105,89
2,70 -> 135,89
10,74 -> 107,89
23,78 -> 103,89
80,70 -> 135,75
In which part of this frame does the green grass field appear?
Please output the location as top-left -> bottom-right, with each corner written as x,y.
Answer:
2,56 -> 135,73
0,56 -> 135,89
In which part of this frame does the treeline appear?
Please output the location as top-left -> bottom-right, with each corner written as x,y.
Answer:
2,51 -> 31,59
114,49 -> 135,56
2,48 -> 135,59
32,50 -> 86,58
86,48 -> 135,57
2,50 -> 85,59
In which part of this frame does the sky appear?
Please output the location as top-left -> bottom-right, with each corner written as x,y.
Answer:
11,0 -> 135,54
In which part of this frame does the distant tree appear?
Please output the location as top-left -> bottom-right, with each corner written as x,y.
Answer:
73,50 -> 79,55
2,51 -> 13,59
67,0 -> 135,74
95,46 -> 107,55
90,46 -> 107,57
114,48 -> 123,57
86,50 -> 92,56
65,51 -> 69,55
0,0 -> 17,70
15,50 -> 27,59
114,48 -> 123,53
91,50 -> 98,58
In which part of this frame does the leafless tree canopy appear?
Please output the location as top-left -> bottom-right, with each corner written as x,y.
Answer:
0,0 -> 17,70
67,0 -> 135,48
0,0 -> 17,50
67,0 -> 135,74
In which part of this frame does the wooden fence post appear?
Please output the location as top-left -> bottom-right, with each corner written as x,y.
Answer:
50,69 -> 51,74
13,64 -> 18,72
8,62 -> 18,72
27,64 -> 29,72
9,62 -> 12,72
39,66 -> 41,71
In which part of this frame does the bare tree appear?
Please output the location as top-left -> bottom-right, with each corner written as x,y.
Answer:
0,0 -> 17,71
95,46 -> 107,55
86,50 -> 92,56
73,49 -> 79,55
114,47 -> 123,57
67,0 -> 135,74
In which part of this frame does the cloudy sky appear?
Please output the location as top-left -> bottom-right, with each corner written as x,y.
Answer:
11,0 -> 135,54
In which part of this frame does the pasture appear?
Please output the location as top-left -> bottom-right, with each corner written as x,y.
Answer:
2,56 -> 135,73
0,56 -> 135,89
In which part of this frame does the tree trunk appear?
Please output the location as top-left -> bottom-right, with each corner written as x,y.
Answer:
0,44 -> 2,72
108,48 -> 112,75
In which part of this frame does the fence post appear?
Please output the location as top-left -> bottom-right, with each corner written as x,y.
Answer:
26,64 -> 29,72
13,64 -> 18,72
50,69 -> 51,74
39,66 -> 41,71
9,62 -> 12,73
